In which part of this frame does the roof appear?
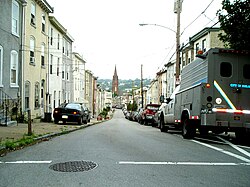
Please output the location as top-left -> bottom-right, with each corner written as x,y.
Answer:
189,27 -> 221,42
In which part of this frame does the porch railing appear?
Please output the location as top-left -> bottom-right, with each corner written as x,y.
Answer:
0,89 -> 19,126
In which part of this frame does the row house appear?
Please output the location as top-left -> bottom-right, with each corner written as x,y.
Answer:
72,52 -> 86,103
146,79 -> 158,104
143,27 -> 224,106
48,16 -> 66,114
85,70 -> 94,114
0,0 -> 27,124
0,0 -> 100,124
22,0 -> 53,119
181,27 -> 224,69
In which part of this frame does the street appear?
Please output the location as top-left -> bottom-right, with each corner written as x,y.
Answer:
0,110 -> 250,187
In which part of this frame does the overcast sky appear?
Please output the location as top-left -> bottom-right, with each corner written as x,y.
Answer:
48,0 -> 222,80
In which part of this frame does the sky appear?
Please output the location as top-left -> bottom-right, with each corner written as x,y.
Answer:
47,0 -> 222,80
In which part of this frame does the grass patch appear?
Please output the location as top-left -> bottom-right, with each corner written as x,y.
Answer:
2,134 -> 37,150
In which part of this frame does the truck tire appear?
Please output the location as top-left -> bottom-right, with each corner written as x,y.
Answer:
235,129 -> 250,144
182,117 -> 195,139
160,118 -> 168,132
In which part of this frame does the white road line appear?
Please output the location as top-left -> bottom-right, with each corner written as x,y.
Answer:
0,161 -> 52,164
119,161 -> 250,166
192,140 -> 250,163
216,136 -> 250,158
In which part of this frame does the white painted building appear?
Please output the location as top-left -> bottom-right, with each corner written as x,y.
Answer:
48,16 -> 66,113
72,52 -> 86,103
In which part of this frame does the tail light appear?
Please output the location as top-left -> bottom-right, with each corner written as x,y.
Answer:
72,111 -> 80,115
54,109 -> 59,114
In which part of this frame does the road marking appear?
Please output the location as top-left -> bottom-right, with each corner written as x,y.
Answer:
192,140 -> 250,162
0,161 -> 52,164
119,161 -> 250,166
216,136 -> 250,158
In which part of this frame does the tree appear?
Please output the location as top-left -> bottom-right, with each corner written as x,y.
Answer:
217,0 -> 250,50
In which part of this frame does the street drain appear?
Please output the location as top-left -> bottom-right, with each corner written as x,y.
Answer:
49,161 -> 98,172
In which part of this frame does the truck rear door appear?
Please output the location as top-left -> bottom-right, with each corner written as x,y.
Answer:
213,49 -> 250,112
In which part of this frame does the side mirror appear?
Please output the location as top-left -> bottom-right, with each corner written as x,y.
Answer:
166,97 -> 172,104
160,95 -> 165,103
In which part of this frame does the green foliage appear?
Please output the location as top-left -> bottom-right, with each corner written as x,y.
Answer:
127,102 -> 138,111
217,0 -> 250,50
99,107 -> 111,118
4,135 -> 36,150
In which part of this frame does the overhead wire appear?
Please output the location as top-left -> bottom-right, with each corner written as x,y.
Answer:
156,0 -> 217,72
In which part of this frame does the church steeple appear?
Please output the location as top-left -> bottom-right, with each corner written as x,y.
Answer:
112,65 -> 119,96
114,65 -> 117,77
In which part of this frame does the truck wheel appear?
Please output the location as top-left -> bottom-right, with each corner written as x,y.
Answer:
160,119 -> 168,132
182,118 -> 195,139
235,129 -> 250,144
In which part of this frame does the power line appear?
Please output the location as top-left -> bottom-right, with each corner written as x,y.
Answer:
180,0 -> 215,36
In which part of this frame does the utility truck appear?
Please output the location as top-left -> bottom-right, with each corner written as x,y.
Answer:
159,48 -> 250,141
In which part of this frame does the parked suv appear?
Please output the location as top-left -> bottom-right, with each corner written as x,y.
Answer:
141,104 -> 161,125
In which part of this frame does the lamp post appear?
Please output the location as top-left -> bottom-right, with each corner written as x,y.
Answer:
139,1 -> 182,87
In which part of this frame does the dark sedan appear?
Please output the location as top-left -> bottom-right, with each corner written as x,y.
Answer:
53,103 -> 89,125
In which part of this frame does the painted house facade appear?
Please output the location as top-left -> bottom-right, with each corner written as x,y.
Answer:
21,0 -> 53,119
48,16 -> 67,113
72,52 -> 86,103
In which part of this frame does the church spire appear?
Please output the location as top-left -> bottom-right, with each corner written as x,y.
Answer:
112,65 -> 119,96
114,65 -> 117,76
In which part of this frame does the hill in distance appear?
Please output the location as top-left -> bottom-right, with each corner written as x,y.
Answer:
97,78 -> 152,95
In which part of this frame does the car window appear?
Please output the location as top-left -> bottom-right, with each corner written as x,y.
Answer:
66,103 -> 81,110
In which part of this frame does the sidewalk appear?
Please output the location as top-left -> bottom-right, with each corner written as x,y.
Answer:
0,118 -> 105,154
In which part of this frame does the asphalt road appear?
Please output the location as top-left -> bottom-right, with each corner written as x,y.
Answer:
1,110 -> 250,187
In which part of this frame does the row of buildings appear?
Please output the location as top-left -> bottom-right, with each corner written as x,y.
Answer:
127,27 -> 224,108
0,0 -> 112,124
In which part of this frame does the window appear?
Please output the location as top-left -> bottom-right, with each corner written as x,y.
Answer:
62,63 -> 65,79
57,58 -> 59,76
220,62 -> 232,77
42,13 -> 45,32
57,34 -> 60,50
243,64 -> 250,79
195,43 -> 200,54
31,2 -> 36,25
202,39 -> 206,52
41,43 -> 45,66
10,50 -> 18,86
34,82 -> 39,108
0,46 -> 3,86
30,36 -> 35,64
66,65 -> 69,80
53,91 -> 56,108
25,81 -> 30,109
50,28 -> 53,45
12,0 -> 19,35
58,91 -> 61,106
50,54 -> 53,74
62,39 -> 65,54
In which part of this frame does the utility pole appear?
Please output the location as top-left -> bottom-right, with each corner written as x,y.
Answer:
141,64 -> 144,109
175,0 -> 182,87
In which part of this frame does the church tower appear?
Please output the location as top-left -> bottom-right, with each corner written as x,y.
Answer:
112,65 -> 119,96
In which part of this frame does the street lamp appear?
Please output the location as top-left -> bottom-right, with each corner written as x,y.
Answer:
139,22 -> 181,87
139,23 -> 176,34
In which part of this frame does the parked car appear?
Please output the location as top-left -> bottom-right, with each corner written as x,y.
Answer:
53,103 -> 90,125
141,104 -> 161,125
136,108 -> 144,124
82,106 -> 91,123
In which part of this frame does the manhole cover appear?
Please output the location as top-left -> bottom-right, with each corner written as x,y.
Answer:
49,161 -> 98,172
